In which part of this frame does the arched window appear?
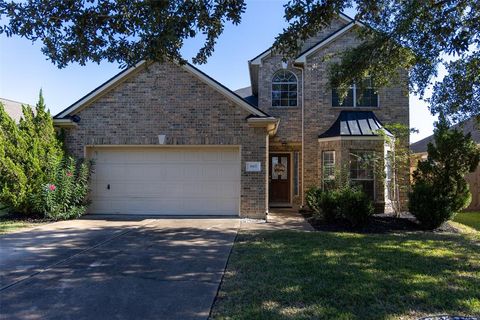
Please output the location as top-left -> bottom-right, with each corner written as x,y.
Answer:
272,70 -> 297,107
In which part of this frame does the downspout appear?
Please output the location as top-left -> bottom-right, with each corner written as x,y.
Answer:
293,63 -> 305,208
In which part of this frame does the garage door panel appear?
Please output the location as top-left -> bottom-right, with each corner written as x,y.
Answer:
88,147 -> 241,215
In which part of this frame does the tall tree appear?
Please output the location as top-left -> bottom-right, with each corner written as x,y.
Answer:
1,0 -> 479,120
0,91 -> 63,214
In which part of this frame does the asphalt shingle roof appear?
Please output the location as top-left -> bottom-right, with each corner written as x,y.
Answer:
410,117 -> 480,153
0,98 -> 31,123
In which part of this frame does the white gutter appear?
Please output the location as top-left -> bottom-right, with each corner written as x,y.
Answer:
53,118 -> 77,128
293,64 -> 305,208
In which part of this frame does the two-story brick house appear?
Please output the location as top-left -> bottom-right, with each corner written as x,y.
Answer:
54,13 -> 409,218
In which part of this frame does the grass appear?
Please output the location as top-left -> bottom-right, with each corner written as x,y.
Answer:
0,208 -> 45,234
453,211 -> 480,231
211,230 -> 480,320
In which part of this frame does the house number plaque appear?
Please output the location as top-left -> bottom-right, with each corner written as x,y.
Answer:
246,162 -> 261,172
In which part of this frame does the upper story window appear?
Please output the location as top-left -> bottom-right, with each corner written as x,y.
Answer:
272,70 -> 298,107
332,78 -> 378,108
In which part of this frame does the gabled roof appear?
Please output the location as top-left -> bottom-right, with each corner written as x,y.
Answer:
319,111 -> 393,139
294,21 -> 361,63
410,117 -> 480,153
249,12 -> 362,65
54,60 -> 271,120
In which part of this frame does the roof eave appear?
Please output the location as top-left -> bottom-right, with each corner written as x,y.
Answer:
53,118 -> 78,128
54,59 -> 271,120
294,21 -> 363,64
247,117 -> 280,136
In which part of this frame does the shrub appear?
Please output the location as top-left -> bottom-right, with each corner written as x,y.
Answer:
306,185 -> 373,227
0,92 -> 92,220
32,157 -> 92,220
409,181 -> 471,230
336,186 -> 374,227
305,187 -> 323,214
319,190 -> 339,223
410,115 -> 480,229
0,92 -> 63,215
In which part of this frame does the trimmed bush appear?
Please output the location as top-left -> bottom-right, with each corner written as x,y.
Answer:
306,185 -> 373,227
409,181 -> 471,230
336,186 -> 374,227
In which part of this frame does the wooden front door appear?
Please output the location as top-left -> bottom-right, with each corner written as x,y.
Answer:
269,154 -> 291,204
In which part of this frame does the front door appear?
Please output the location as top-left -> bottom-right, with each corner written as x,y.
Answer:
269,154 -> 291,204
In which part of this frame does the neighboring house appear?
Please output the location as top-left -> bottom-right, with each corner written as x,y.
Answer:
53,13 -> 409,217
410,117 -> 480,210
0,98 -> 27,123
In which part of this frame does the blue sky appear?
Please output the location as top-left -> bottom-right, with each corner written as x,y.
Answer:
0,0 -> 436,142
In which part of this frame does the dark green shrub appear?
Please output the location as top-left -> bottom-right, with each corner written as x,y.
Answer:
336,186 -> 374,227
319,190 -> 339,223
306,185 -> 373,226
32,157 -> 92,220
305,187 -> 323,214
409,181 -> 471,230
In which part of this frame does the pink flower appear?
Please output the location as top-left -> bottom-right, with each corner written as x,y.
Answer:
66,172 -> 73,177
49,184 -> 56,191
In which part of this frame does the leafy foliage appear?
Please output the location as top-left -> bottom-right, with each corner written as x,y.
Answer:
1,1 -> 478,118
409,181 -> 469,230
410,115 -> 480,229
336,185 -> 374,227
305,186 -> 323,215
32,157 -> 92,220
0,92 -> 91,219
306,185 -> 373,227
0,0 -> 246,67
0,92 -> 64,214
274,0 -> 480,121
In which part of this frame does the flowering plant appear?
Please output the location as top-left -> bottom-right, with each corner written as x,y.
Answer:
32,157 -> 91,220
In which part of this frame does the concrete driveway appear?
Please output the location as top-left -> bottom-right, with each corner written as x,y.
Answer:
0,216 -> 239,320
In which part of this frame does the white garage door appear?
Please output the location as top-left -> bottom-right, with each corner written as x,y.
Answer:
88,147 -> 241,215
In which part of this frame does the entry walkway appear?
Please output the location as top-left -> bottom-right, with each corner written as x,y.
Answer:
241,208 -> 314,231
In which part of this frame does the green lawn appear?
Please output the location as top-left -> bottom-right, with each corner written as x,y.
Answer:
211,230 -> 480,320
454,211 -> 480,231
0,208 -> 45,234
0,219 -> 44,234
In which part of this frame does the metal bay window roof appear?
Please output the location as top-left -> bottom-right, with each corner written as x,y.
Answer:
319,111 -> 393,138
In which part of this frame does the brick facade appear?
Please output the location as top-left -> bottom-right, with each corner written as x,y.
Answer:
61,62 -> 269,218
255,20 -> 410,211
59,16 -> 410,216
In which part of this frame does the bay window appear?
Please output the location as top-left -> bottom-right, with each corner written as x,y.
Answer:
349,150 -> 375,200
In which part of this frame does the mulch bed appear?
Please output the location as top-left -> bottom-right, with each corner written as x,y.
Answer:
301,211 -> 461,234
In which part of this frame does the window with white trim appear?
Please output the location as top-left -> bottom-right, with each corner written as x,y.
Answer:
349,150 -> 375,200
332,78 -> 378,107
272,70 -> 298,107
386,150 -> 394,201
322,151 -> 335,190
